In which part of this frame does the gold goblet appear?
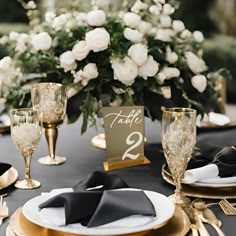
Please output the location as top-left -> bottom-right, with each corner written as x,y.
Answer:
161,107 -> 196,205
10,108 -> 42,189
31,83 -> 67,165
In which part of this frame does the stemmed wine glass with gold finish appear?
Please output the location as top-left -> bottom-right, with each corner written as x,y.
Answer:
31,83 -> 67,165
161,107 -> 196,205
10,108 -> 42,189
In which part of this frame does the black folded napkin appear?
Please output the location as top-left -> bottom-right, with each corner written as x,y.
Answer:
187,146 -> 236,177
0,162 -> 11,176
73,171 -> 129,191
39,171 -> 156,227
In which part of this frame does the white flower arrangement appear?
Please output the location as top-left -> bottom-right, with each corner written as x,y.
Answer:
0,0 -> 223,133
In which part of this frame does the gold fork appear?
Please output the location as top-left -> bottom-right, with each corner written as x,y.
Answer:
219,199 -> 236,215
0,195 -> 9,225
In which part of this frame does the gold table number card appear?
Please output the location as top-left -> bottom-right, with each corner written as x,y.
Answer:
102,106 -> 150,171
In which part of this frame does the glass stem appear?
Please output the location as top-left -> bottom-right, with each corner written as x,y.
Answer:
175,176 -> 182,198
24,155 -> 32,183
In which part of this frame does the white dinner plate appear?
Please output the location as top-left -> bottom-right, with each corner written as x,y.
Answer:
191,178 -> 236,187
0,167 -> 18,189
23,190 -> 175,235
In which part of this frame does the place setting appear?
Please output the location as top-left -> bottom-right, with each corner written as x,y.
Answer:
6,171 -> 192,236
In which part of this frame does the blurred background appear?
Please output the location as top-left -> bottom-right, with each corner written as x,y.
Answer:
0,0 -> 235,104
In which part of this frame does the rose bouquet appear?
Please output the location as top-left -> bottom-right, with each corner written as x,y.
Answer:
0,0 -> 223,133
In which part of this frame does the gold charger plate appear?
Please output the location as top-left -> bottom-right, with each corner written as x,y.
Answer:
162,164 -> 236,199
8,207 -> 190,236
0,167 -> 18,189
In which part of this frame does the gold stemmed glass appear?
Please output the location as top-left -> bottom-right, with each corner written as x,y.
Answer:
161,107 -> 196,205
31,83 -> 67,165
10,108 -> 42,189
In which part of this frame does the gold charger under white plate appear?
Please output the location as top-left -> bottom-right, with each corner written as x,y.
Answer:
7,207 -> 190,236
162,165 -> 236,199
0,167 -> 18,189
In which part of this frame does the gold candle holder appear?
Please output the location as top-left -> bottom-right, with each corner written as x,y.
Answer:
31,83 -> 67,165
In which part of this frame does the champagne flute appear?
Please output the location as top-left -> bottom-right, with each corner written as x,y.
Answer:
10,108 -> 42,189
161,107 -> 196,205
31,83 -> 67,165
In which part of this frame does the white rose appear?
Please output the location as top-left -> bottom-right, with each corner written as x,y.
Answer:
191,75 -> 207,93
60,51 -> 76,72
149,5 -> 160,15
31,32 -> 52,51
9,32 -> 19,41
123,12 -> 141,28
112,57 -> 138,86
45,12 -> 56,23
72,41 -> 90,61
185,51 -> 207,74
76,13 -> 88,26
172,20 -> 185,32
160,15 -> 172,28
166,46 -> 178,64
124,28 -> 142,43
83,63 -> 99,80
52,14 -> 68,31
161,86 -> 171,99
193,31 -> 204,43
155,29 -> 174,42
128,43 -> 148,66
161,67 -> 180,79
0,56 -> 12,70
181,29 -> 191,39
138,56 -> 159,79
87,10 -> 106,26
74,70 -> 83,83
155,72 -> 166,84
85,28 -> 110,52
163,3 -> 174,15
131,0 -> 148,13
138,21 -> 152,35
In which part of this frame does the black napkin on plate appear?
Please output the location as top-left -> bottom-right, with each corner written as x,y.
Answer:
73,171 -> 129,191
0,162 -> 11,176
39,171 -> 156,227
187,146 -> 236,177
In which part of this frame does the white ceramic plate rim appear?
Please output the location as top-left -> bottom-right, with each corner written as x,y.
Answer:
191,179 -> 236,187
23,189 -> 175,235
0,167 -> 18,189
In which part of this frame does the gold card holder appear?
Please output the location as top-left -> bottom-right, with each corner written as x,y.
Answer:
102,106 -> 150,171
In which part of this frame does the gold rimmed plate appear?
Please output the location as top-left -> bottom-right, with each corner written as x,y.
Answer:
8,206 -> 190,236
0,167 -> 18,189
162,164 -> 236,199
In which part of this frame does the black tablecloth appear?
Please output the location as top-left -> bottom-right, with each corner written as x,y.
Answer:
0,118 -> 236,236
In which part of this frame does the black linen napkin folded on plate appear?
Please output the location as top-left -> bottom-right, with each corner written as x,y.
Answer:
187,146 -> 236,177
0,162 -> 11,176
39,171 -> 156,227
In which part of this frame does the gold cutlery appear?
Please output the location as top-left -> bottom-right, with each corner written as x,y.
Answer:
193,200 -> 225,236
0,195 -> 9,225
183,205 -> 210,236
219,199 -> 236,215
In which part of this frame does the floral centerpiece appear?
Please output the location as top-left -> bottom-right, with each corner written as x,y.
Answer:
0,0 -> 223,133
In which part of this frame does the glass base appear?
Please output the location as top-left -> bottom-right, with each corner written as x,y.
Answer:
169,194 -> 191,206
15,179 -> 41,189
38,156 -> 66,165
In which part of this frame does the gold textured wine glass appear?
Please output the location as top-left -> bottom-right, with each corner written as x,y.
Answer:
10,108 -> 42,189
31,83 -> 67,165
161,107 -> 196,205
